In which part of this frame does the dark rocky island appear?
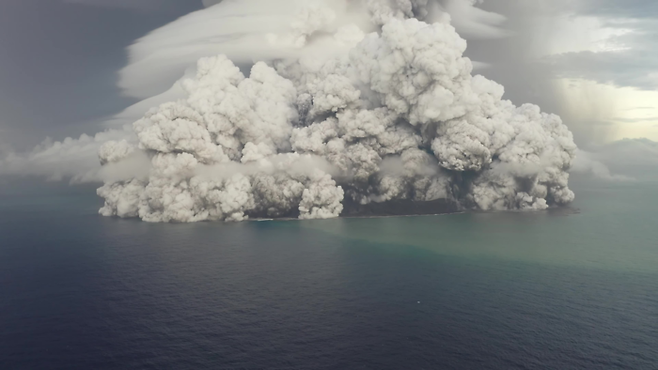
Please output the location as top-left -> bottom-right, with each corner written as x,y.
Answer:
340,198 -> 462,218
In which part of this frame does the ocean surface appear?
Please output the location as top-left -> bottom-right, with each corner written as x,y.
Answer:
1,179 -> 657,370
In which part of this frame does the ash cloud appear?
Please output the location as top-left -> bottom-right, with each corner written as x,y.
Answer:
96,0 -> 578,222
118,0 -> 507,100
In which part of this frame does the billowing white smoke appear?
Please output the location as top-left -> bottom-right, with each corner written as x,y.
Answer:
97,0 -> 577,222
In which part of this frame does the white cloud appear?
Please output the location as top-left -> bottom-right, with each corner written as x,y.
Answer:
118,0 -> 370,98
0,127 -> 135,183
118,0 -> 511,99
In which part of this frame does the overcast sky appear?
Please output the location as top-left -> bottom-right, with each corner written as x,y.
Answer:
0,0 -> 202,148
1,0 -> 658,151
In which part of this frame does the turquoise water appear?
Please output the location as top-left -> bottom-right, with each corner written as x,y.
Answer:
1,179 -> 656,369
294,179 -> 658,274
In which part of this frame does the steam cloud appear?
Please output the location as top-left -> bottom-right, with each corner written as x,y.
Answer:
95,0 -> 578,222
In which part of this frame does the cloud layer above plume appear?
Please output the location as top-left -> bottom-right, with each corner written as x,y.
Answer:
118,0 -> 509,99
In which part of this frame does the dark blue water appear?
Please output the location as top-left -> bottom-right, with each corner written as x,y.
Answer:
1,181 -> 657,369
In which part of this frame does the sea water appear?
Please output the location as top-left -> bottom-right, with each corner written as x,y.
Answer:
1,179 -> 656,369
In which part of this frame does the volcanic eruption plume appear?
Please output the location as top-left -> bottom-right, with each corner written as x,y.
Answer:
97,0 -> 577,222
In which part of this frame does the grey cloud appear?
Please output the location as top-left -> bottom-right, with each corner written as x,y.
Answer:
574,138 -> 658,181
464,0 -> 658,145
63,0 -> 202,12
117,0 -> 510,100
601,139 -> 658,177
571,149 -> 633,182
545,7 -> 658,91
546,41 -> 658,91
437,0 -> 509,39
64,0 -> 161,10
612,117 -> 658,123
575,0 -> 658,19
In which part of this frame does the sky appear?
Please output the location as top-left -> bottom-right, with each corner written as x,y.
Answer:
0,0 -> 202,149
0,0 -> 657,181
468,0 -> 658,146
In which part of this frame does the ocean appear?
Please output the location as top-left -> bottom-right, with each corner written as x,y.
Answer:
1,179 -> 657,369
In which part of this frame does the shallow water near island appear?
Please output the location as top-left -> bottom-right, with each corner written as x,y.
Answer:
1,179 -> 657,369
